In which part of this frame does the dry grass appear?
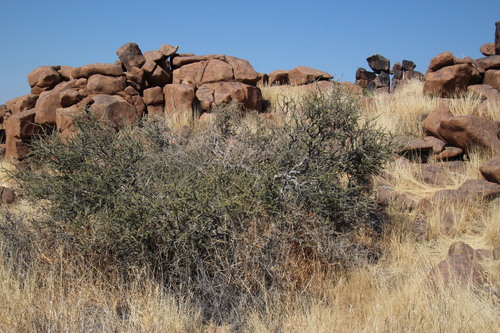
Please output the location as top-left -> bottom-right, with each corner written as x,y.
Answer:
1,80 -> 499,332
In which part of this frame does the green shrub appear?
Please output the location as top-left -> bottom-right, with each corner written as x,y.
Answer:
10,85 -> 392,322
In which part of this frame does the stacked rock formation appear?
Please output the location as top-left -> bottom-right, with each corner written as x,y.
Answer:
0,42 -> 341,160
424,21 -> 500,100
356,54 -> 423,93
0,42 -> 270,160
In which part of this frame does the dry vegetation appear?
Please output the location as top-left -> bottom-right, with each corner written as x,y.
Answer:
0,80 -> 499,332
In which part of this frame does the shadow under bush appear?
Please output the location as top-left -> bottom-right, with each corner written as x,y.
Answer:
10,86 -> 392,323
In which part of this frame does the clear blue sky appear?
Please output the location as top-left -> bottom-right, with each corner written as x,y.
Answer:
1,0 -> 499,104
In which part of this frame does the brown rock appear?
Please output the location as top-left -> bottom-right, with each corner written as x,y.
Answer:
423,64 -> 473,97
479,154 -> 500,184
394,136 -> 434,162
171,55 -> 222,67
467,84 -> 500,101
475,55 -> 500,70
416,164 -> 452,186
27,66 -> 61,88
34,84 -> 68,125
116,42 -> 145,72
89,94 -> 139,128
121,87 -> 146,118
159,44 -> 178,58
448,241 -> 475,259
402,60 -> 416,71
355,68 -> 376,88
143,50 -> 165,62
428,52 -> 454,71
147,105 -> 164,119
72,63 -> 124,79
483,69 -> 500,90
172,61 -> 205,87
150,66 -> 172,86
196,82 -> 262,111
202,59 -> 233,83
125,67 -> 147,91
421,101 -> 455,137
256,73 -> 269,87
6,94 -> 39,114
340,82 -> 363,95
435,146 -> 463,161
143,86 -> 164,105
288,66 -> 333,86
423,136 -> 446,153
493,247 -> 500,260
458,179 -> 500,200
268,70 -> 290,86
437,114 -> 500,153
164,84 -> 196,116
480,43 -> 495,56
226,56 -> 261,85
4,109 -> 38,159
59,89 -> 86,108
432,189 -> 470,204
87,74 -> 127,95
428,254 -> 485,287
58,66 -> 74,80
1,187 -> 16,204
366,54 -> 390,73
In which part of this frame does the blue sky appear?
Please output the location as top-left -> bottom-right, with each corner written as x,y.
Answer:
1,0 -> 499,104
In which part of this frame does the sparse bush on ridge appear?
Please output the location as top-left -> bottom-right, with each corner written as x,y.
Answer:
4,85 -> 392,322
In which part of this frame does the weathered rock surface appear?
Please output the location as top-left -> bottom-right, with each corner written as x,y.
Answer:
196,82 -> 262,111
143,86 -> 164,105
116,42 -> 146,71
87,74 -> 127,95
467,84 -> 500,101
483,69 -> 500,90
423,64 -> 473,97
428,254 -> 485,287
0,187 -> 16,204
5,109 -> 38,159
6,94 -> 39,114
479,154 -> 500,184
163,84 -> 195,117
268,70 -> 290,86
72,63 -> 124,79
437,114 -> 500,153
27,66 -> 61,89
366,54 -> 390,73
89,94 -> 139,128
480,43 -> 495,56
288,66 -> 333,85
428,52 -> 454,71
458,179 -> 500,200
475,55 -> 500,70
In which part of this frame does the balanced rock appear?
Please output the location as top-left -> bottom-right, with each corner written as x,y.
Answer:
366,54 -> 390,73
27,66 -> 61,89
428,52 -> 454,71
116,42 -> 145,71
480,43 -> 495,56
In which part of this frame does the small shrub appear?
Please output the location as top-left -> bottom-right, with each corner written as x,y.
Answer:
10,85 -> 392,322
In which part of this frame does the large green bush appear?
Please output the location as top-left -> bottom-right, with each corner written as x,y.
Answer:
10,85 -> 392,322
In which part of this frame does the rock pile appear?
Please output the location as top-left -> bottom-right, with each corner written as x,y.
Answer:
0,42 -> 271,159
356,54 -> 424,93
0,42 -> 341,160
424,21 -> 500,100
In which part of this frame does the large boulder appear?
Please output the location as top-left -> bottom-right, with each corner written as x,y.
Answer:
467,84 -> 500,101
196,82 -> 262,111
424,64 -> 473,97
458,179 -> 500,200
355,68 -> 376,88
27,66 -> 62,89
475,55 -> 500,70
116,42 -> 145,71
288,66 -> 333,85
428,52 -> 454,71
143,86 -> 164,105
159,44 -> 178,58
163,84 -> 196,117
437,114 -> 500,153
202,59 -> 234,83
226,56 -> 260,85
72,63 -> 124,79
479,154 -> 500,184
428,254 -> 485,287
87,74 -> 127,95
366,54 -> 390,73
89,94 -> 139,128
